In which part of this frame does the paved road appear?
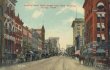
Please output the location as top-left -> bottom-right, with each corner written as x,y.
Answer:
0,56 -> 96,70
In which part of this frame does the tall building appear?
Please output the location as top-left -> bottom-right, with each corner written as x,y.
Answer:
71,18 -> 84,53
83,0 -> 109,46
0,0 -> 17,64
35,26 -> 45,50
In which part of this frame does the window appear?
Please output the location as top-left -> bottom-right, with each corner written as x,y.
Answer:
97,14 -> 101,18
97,2 -> 104,10
97,13 -> 105,19
12,27 -> 14,32
97,23 -> 100,31
16,24 -> 18,27
101,34 -> 105,40
19,26 -> 21,29
97,34 -> 100,42
77,26 -> 80,30
101,13 -> 105,17
101,23 -> 105,31
5,23 -> 7,28
0,6 -> 3,16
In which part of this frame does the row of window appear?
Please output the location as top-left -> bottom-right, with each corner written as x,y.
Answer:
97,13 -> 105,18
96,12 -> 106,32
97,34 -> 105,42
97,23 -> 105,31
5,23 -> 22,34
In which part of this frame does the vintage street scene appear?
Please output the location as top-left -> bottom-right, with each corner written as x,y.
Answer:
0,0 -> 110,70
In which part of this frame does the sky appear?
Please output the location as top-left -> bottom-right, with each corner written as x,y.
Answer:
15,0 -> 85,49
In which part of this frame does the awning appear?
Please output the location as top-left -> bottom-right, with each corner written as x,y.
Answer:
96,12 -> 106,17
101,13 -> 105,17
29,51 -> 33,54
101,34 -> 105,40
97,23 -> 100,28
97,14 -> 101,17
97,34 -> 100,37
75,50 -> 80,55
97,2 -> 104,7
101,23 -> 105,29
96,49 -> 105,53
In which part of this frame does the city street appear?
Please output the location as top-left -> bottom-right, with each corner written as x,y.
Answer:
0,56 -> 95,70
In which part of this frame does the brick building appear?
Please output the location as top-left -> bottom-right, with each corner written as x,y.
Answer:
14,15 -> 23,54
22,26 -> 32,53
83,0 -> 109,46
35,26 -> 45,50
0,0 -> 18,64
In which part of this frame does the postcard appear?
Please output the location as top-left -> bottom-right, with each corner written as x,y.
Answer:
0,0 -> 110,70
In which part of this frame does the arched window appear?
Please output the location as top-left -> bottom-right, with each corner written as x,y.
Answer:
9,23 -> 12,33
97,2 -> 104,10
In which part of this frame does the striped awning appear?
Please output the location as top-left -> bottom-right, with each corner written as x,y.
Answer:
75,50 -> 80,55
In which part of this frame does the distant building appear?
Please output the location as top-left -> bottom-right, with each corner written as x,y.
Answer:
35,26 -> 45,51
48,37 -> 60,55
71,18 -> 85,52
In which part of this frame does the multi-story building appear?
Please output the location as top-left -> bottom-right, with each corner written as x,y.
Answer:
71,18 -> 84,53
31,29 -> 39,51
13,15 -> 23,55
48,37 -> 59,55
83,0 -> 109,46
22,26 -> 33,53
44,39 -> 50,55
35,26 -> 45,51
0,0 -> 17,64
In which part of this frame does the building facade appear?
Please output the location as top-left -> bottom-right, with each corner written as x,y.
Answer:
71,18 -> 84,53
83,0 -> 109,46
0,0 -> 18,64
35,26 -> 45,51
48,37 -> 59,55
22,26 -> 32,53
